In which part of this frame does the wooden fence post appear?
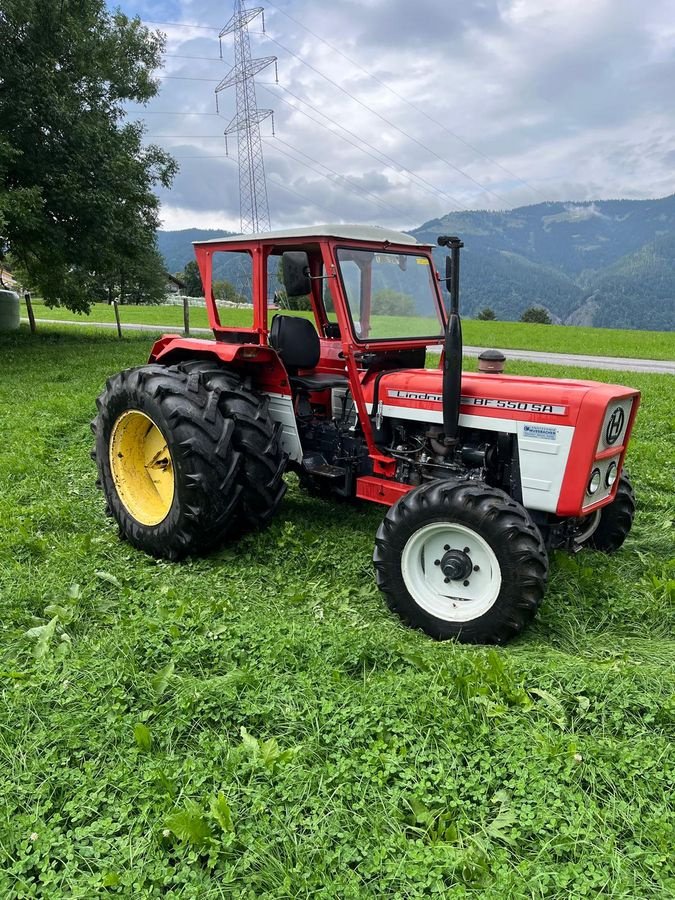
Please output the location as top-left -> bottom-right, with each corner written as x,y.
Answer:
183,295 -> 190,336
112,300 -> 122,339
24,292 -> 37,334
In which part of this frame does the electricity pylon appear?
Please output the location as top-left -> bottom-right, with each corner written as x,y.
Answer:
216,1 -> 277,234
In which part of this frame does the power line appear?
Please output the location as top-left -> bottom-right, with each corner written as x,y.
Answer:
147,135 -> 226,138
165,53 -> 224,61
141,20 -> 219,31
262,0 -> 546,201
258,82 -> 465,211
259,33 -> 513,206
141,14 -> 532,205
267,176 -> 347,220
264,135 -> 412,220
125,110 -> 222,116
159,74 -> 222,82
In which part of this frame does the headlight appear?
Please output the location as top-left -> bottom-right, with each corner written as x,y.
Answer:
606,462 -> 618,488
587,469 -> 601,495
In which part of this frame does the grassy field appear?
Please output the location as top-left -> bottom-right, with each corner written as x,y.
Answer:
28,299 -> 675,360
1,327 -> 674,898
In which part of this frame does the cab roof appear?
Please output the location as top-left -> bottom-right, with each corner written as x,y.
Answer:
194,224 -> 430,248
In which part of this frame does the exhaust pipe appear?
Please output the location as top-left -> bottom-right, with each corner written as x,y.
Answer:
438,236 -> 464,447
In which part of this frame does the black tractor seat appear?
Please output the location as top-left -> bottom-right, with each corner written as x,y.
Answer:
269,314 -> 348,392
289,371 -> 348,392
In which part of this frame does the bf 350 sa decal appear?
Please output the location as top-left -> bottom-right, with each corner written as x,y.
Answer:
387,390 -> 567,416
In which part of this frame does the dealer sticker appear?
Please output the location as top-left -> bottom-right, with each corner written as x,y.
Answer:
523,424 -> 558,441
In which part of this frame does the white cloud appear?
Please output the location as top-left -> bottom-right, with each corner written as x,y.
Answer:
122,0 -> 675,231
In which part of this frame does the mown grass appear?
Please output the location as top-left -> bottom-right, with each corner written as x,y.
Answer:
28,298 -> 675,360
0,327 -> 673,898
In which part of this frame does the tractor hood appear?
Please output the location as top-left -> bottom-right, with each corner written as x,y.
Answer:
363,369 -> 640,516
363,368 -> 639,433
362,367 -> 640,517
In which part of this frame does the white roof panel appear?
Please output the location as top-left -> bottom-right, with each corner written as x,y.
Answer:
195,224 -> 427,247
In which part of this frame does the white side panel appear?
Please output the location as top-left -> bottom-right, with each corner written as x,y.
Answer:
517,422 -> 574,513
377,404 -> 518,434
264,393 -> 303,462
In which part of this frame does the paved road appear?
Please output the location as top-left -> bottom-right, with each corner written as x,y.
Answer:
24,317 -> 675,375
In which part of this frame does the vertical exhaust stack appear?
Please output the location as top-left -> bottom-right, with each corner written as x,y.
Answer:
437,236 -> 464,447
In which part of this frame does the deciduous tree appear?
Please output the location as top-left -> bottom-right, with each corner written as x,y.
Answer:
0,0 -> 176,310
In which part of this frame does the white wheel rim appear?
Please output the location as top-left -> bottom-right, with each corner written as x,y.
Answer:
401,522 -> 502,622
573,510 -> 601,545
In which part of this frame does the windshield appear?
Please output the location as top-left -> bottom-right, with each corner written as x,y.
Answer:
336,248 -> 444,341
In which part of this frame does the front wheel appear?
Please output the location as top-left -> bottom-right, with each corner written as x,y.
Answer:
373,481 -> 549,644
586,473 -> 636,552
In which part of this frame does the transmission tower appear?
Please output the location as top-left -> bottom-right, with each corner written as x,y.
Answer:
216,1 -> 277,234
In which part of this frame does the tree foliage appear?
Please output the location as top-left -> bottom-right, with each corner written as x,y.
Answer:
477,307 -> 497,321
520,306 -> 552,324
371,289 -> 416,317
212,279 -> 247,304
182,261 -> 204,298
0,0 -> 176,311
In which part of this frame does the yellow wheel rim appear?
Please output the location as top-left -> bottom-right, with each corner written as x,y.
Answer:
109,410 -> 175,526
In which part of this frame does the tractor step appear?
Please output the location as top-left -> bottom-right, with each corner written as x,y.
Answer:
302,455 -> 346,480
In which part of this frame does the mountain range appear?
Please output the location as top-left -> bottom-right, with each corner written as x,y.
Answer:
157,194 -> 675,331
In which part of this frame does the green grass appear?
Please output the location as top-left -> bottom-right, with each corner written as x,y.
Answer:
28,299 -> 675,360
1,327 -> 674,898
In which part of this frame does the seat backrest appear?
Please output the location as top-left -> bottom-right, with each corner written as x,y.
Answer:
269,315 -> 321,371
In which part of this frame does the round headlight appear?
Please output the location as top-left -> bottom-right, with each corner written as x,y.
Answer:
587,469 -> 601,495
606,462 -> 618,488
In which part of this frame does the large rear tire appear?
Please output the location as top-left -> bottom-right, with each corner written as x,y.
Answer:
93,364 -> 243,559
373,481 -> 548,644
93,363 -> 287,559
176,361 -> 287,529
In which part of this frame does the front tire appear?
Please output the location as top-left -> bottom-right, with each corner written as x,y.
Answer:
373,481 -> 549,644
587,473 -> 636,552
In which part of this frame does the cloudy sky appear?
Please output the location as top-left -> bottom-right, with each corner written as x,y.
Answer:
114,0 -> 675,232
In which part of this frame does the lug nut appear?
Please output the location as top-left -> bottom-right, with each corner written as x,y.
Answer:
463,547 -> 470,554
463,580 -> 470,587
444,544 -> 450,551
473,565 -> 480,572
444,577 -> 450,584
434,559 -> 440,566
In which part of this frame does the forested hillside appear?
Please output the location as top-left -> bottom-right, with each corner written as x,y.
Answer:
158,194 -> 675,330
413,194 -> 675,329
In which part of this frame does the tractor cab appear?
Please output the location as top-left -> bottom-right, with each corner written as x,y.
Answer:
200,227 -> 444,367
169,225 -> 453,484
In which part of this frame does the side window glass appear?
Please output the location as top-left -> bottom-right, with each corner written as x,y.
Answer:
211,251 -> 253,325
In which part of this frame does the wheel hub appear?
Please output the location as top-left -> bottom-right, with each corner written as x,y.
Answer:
438,548 -> 473,582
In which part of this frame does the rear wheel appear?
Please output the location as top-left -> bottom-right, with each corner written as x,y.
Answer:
373,480 -> 548,644
177,361 -> 287,529
93,363 -> 287,559
93,365 -> 242,559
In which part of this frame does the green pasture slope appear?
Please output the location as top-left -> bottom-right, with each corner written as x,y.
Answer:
1,327 -> 673,898
29,298 -> 675,360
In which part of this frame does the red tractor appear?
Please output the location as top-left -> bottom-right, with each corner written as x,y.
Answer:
93,226 -> 639,643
